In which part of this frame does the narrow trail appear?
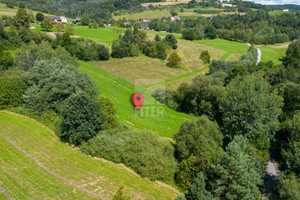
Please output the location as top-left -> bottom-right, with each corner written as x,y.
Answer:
0,183 -> 15,200
0,133 -> 109,200
247,43 -> 262,64
261,153 -> 280,200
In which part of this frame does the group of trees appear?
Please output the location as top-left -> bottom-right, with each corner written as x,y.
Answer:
111,28 -> 178,62
147,9 -> 299,44
151,40 -> 300,198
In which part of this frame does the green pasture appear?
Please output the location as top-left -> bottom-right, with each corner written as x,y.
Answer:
194,39 -> 249,54
260,46 -> 287,65
73,26 -> 126,44
0,111 -> 179,199
79,61 -> 195,138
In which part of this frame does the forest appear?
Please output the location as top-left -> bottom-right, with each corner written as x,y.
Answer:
0,1 -> 299,200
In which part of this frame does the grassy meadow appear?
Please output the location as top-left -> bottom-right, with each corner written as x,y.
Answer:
0,3 -> 49,17
0,111 -> 179,199
79,61 -> 195,138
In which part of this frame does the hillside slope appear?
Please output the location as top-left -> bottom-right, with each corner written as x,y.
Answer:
79,61 -> 195,138
0,111 -> 178,200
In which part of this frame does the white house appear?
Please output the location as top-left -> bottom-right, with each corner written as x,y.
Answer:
60,16 -> 68,23
283,9 -> 289,12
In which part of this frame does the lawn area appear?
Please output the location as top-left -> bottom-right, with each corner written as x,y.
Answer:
194,39 -> 249,54
269,10 -> 285,16
114,9 -> 172,20
259,46 -> 287,65
73,26 -> 126,44
79,61 -> 195,138
0,111 -> 179,199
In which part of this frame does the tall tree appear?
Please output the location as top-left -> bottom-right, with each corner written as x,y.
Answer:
14,8 -> 30,29
185,172 -> 214,200
222,74 -> 283,159
208,135 -> 263,200
174,115 -> 224,188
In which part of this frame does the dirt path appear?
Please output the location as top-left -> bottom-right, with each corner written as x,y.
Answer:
0,133 -> 109,200
247,43 -> 261,64
261,153 -> 280,200
0,183 -> 15,200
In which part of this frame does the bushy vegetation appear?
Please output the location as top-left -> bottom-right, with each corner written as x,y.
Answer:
81,125 -> 177,181
0,77 -> 28,109
174,116 -> 223,188
60,92 -> 103,145
22,58 -> 98,113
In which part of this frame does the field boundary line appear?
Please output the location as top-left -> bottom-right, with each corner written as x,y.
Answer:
0,133 -> 109,200
0,183 -> 15,200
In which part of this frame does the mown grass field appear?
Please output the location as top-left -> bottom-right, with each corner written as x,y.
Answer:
0,111 -> 179,199
73,26 -> 126,44
79,61 -> 195,138
260,46 -> 287,65
194,39 -> 249,54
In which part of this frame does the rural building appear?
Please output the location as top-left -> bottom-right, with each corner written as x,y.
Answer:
140,22 -> 149,30
171,15 -> 180,21
283,9 -> 289,12
161,16 -> 167,22
75,17 -> 81,24
46,16 -> 68,23
142,4 -> 148,9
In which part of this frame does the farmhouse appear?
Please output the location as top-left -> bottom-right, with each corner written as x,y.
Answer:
75,17 -> 81,24
161,16 -> 167,22
283,9 -> 289,12
46,16 -> 68,23
140,22 -> 149,30
171,15 -> 180,21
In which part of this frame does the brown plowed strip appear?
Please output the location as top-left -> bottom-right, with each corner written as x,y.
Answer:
0,183 -> 15,200
0,134 -> 109,200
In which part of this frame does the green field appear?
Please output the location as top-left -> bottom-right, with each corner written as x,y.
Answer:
0,3 -> 49,17
73,26 -> 126,44
0,111 -> 179,199
194,39 -> 249,54
79,61 -> 195,138
260,46 -> 287,65
114,9 -> 172,20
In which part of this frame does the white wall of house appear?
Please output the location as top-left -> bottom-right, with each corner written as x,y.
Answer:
60,16 -> 68,23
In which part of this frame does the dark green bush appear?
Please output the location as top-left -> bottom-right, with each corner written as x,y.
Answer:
81,125 -> 177,181
0,77 -> 28,109
60,92 -> 103,145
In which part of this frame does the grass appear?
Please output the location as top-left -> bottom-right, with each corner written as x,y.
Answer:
0,3 -> 49,17
268,10 -> 285,16
73,26 -> 126,44
79,61 -> 195,138
91,39 -> 225,86
194,39 -> 249,54
113,9 -> 172,20
259,46 -> 287,65
0,111 -> 179,199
